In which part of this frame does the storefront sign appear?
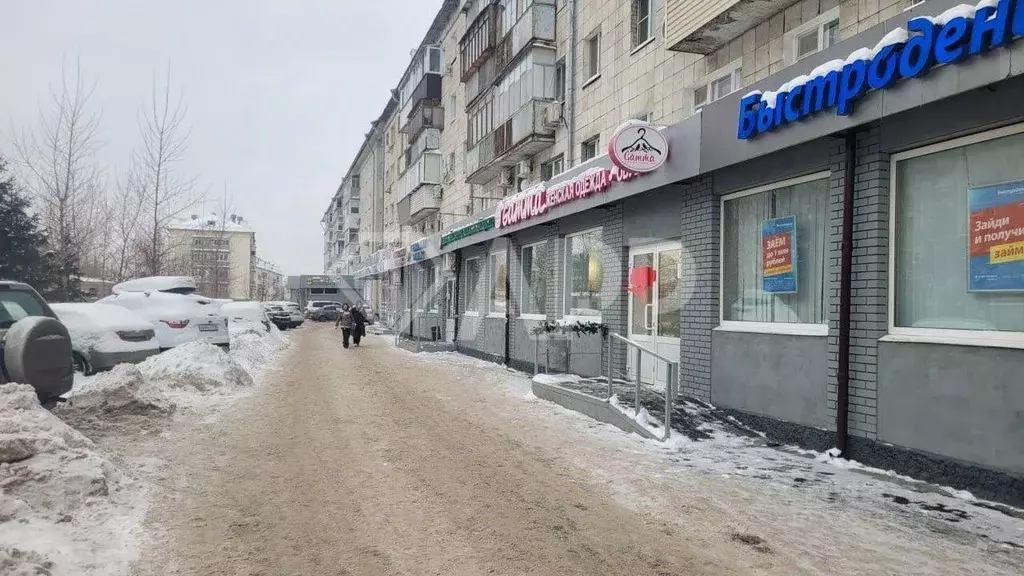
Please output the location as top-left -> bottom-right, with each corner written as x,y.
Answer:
495,166 -> 640,229
440,215 -> 495,247
968,180 -> 1024,291
608,121 -> 668,173
761,216 -> 798,293
738,0 -> 1023,140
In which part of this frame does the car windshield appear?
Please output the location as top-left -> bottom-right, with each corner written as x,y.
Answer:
0,289 -> 48,329
160,287 -> 197,295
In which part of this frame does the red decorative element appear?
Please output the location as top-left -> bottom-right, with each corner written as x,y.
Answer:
628,265 -> 656,303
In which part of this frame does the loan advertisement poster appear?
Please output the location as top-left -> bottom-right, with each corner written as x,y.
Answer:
761,215 -> 798,294
968,180 -> 1024,292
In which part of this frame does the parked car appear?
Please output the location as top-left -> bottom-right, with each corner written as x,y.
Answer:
0,280 -> 74,405
263,305 -> 292,330
51,303 -> 160,375
315,304 -> 344,322
266,300 -> 303,327
221,301 -> 271,333
304,300 -> 335,319
98,291 -> 230,349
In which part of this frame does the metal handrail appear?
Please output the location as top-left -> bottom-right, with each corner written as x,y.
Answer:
607,332 -> 677,441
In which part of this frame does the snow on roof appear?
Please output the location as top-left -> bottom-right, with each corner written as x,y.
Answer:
51,302 -> 153,332
169,213 -> 255,233
113,276 -> 197,294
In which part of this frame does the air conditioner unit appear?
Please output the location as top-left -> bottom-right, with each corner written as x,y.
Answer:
516,159 -> 533,176
542,101 -> 563,127
497,167 -> 515,187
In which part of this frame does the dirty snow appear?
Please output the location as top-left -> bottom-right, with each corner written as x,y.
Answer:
1,324 -> 289,576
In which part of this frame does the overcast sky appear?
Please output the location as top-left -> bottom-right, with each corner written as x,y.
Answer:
0,1 -> 441,275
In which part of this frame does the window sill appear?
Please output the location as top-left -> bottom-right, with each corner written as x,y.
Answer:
582,74 -> 601,89
463,311 -> 480,317
518,313 -> 547,321
714,322 -> 828,337
630,37 -> 656,56
487,312 -> 507,319
880,331 -> 1024,350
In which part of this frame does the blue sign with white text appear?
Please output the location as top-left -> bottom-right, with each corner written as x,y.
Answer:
738,0 -> 1022,139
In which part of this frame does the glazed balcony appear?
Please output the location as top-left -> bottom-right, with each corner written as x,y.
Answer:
665,0 -> 796,54
493,0 -> 556,76
460,1 -> 497,82
400,102 -> 444,140
465,99 -> 556,184
397,151 -> 443,226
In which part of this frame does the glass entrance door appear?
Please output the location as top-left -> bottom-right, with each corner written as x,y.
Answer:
626,242 -> 682,390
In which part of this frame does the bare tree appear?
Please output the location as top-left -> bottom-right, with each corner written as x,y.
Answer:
13,58 -> 105,300
135,65 -> 198,276
106,166 -> 148,282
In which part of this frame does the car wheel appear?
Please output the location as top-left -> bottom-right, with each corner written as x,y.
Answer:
72,352 -> 92,376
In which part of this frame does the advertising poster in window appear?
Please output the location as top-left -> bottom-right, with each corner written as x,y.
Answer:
761,216 -> 798,294
968,180 -> 1024,292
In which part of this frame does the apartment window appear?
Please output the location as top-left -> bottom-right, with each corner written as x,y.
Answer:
721,173 -> 829,331
521,241 -> 549,316
554,58 -> 566,102
631,0 -> 652,49
350,206 -> 359,214
785,8 -> 841,65
892,125 -> 1024,341
351,175 -> 361,190
465,257 -> 482,312
490,252 -> 508,315
585,31 -> 601,81
540,154 -> 564,181
447,95 -> 456,124
693,59 -> 742,113
565,229 -> 603,320
634,111 -> 652,123
581,136 -> 599,162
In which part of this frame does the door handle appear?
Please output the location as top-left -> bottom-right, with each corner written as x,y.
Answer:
644,303 -> 654,331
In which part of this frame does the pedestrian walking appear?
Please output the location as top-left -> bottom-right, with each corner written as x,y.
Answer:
334,303 -> 355,348
350,304 -> 367,347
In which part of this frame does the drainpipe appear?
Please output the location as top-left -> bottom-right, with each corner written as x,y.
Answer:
453,251 -> 462,345
837,130 -> 856,456
504,247 -> 512,365
566,0 -> 578,167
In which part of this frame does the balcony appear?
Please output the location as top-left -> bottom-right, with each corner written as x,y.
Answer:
400,103 -> 444,139
460,1 -> 497,82
397,151 -> 442,225
665,0 -> 795,54
465,99 -> 556,184
399,75 -> 442,127
493,0 -> 556,77
404,128 -> 441,168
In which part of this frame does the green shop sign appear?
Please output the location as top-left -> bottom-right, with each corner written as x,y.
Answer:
441,215 -> 495,247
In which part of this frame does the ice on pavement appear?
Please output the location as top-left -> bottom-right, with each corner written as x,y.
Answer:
404,348 -> 1024,557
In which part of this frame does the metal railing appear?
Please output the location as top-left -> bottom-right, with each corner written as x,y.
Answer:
608,333 -> 677,441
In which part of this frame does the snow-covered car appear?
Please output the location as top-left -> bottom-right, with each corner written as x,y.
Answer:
97,291 -> 230,349
0,280 -> 74,404
221,301 -> 271,334
266,300 -> 303,327
51,302 -> 160,375
262,305 -> 292,330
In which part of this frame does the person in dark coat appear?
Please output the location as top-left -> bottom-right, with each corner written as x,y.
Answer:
350,305 -> 367,347
334,303 -> 355,348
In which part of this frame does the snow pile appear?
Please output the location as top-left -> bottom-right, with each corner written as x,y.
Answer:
229,324 -> 287,380
58,365 -> 175,437
138,341 -> 253,394
0,384 -> 141,575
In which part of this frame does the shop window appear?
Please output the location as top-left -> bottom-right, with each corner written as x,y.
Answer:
429,267 -> 440,312
565,229 -> 603,320
721,174 -> 829,330
490,252 -> 508,315
521,241 -> 550,316
892,126 -> 1024,339
464,257 -> 482,313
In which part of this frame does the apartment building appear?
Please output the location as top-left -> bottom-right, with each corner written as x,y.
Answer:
167,213 -> 259,300
251,256 -> 286,302
321,174 -> 363,276
335,0 -> 1024,506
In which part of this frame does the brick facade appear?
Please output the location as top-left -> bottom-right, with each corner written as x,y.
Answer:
678,175 -> 718,402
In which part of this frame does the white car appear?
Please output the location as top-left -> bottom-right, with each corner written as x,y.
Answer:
97,291 -> 230,349
222,301 -> 272,333
51,303 -> 160,375
266,300 -> 303,327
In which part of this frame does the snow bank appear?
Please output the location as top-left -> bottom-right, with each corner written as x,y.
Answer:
229,324 -> 287,380
138,341 -> 253,393
59,365 -> 175,437
0,384 -> 142,575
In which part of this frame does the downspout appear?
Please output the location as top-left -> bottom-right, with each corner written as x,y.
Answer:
453,251 -> 462,345
566,0 -> 578,167
504,247 -> 512,365
837,131 -> 856,456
